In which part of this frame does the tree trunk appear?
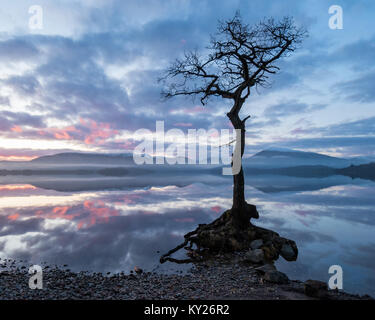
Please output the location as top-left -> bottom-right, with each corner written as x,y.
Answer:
232,126 -> 245,209
227,105 -> 248,228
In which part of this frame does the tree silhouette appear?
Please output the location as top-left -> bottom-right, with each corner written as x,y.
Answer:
160,13 -> 306,261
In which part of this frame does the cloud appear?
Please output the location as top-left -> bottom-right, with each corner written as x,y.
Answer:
4,75 -> 41,96
334,71 -> 375,103
323,116 -> 375,136
278,136 -> 375,156
330,35 -> 375,71
0,111 -> 45,131
264,100 -> 326,119
0,96 -> 10,106
0,183 -> 227,271
0,0 -> 374,158
0,38 -> 40,61
0,148 -> 76,161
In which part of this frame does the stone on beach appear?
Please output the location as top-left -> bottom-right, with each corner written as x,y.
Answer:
134,266 -> 143,274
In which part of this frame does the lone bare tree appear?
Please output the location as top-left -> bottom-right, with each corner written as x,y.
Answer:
160,13 -> 306,261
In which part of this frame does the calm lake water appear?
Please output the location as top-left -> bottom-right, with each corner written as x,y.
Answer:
0,172 -> 374,296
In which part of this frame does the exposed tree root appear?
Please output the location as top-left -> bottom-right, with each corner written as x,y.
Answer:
160,206 -> 298,264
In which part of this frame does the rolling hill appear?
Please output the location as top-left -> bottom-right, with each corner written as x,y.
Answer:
243,148 -> 365,169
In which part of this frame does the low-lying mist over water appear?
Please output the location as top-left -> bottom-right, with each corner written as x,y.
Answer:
0,149 -> 375,296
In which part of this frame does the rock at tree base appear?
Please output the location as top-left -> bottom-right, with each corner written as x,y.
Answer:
263,270 -> 289,284
304,280 -> 328,298
244,249 -> 264,264
160,206 -> 299,265
280,242 -> 298,261
250,239 -> 263,250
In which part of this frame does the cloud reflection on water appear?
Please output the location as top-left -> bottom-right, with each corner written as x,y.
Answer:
0,175 -> 374,295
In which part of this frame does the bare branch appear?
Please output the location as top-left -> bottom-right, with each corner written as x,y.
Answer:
242,115 -> 251,124
160,13 -> 307,108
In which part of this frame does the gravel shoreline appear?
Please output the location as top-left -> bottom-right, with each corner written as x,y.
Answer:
0,257 -> 372,300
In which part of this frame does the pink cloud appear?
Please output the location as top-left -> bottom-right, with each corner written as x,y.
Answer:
182,105 -> 207,114
35,206 -> 79,221
32,118 -> 118,146
7,213 -> 20,221
81,119 -> 118,145
11,126 -> 22,133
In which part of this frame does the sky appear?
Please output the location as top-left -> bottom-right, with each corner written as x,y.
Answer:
0,0 -> 374,161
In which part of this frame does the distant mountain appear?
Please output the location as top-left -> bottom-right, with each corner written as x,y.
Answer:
30,152 -> 193,166
243,148 -> 365,169
0,167 -> 150,177
31,152 -> 135,165
336,162 -> 375,181
0,150 -> 374,181
7,149 -> 370,170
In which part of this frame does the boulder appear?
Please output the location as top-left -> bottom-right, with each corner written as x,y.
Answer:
280,241 -> 298,261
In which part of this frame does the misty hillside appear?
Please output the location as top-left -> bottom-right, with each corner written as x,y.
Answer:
0,149 -> 374,182
31,152 -> 135,165
30,148 -> 368,168
243,148 -> 365,169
